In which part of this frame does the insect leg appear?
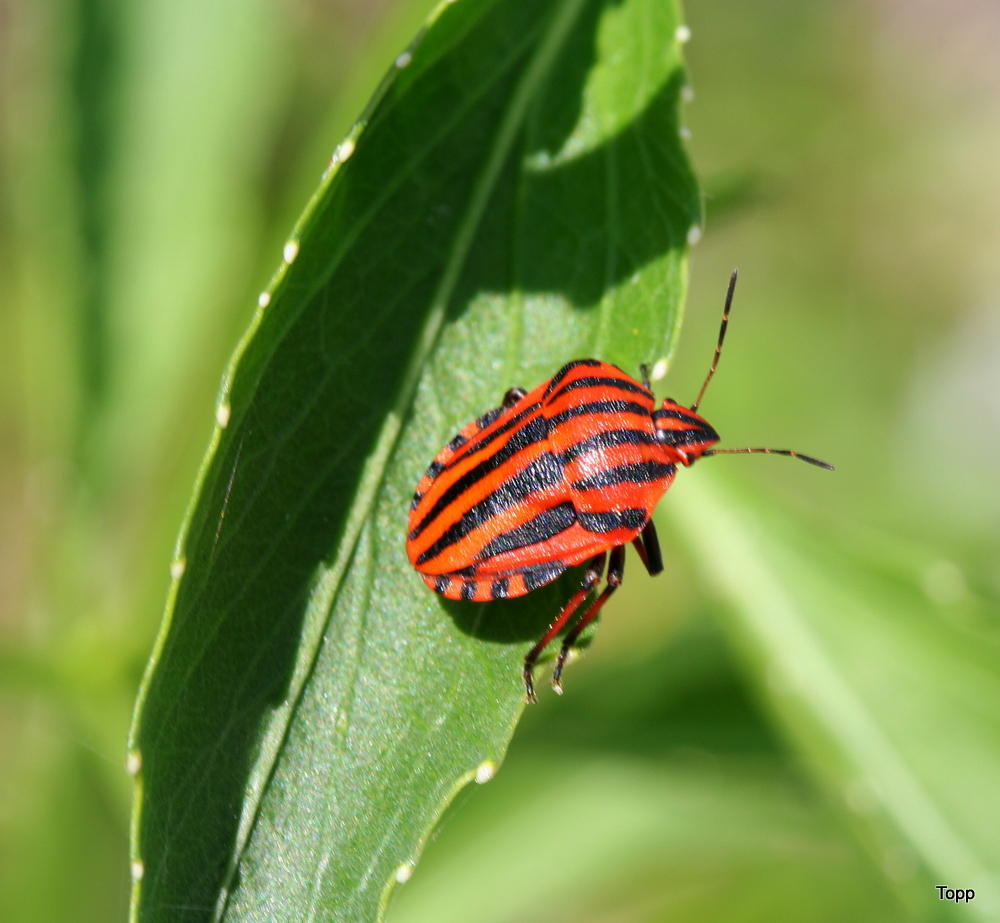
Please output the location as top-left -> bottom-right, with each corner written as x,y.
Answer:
502,386 -> 528,408
630,519 -> 663,576
552,544 -> 627,694
523,553 -> 606,703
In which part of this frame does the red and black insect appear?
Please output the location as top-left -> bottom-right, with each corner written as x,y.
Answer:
407,271 -> 832,701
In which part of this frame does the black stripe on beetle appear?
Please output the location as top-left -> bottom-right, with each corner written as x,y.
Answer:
409,414 -> 550,541
522,562 -> 567,592
571,461 -> 675,492
578,508 -> 648,533
477,501 -> 577,560
546,375 -> 651,404
653,407 -> 705,424
548,400 -> 651,427
654,422 -> 720,447
415,453 -> 565,564
559,427 -> 659,464
543,359 -> 604,397
450,401 -> 544,465
476,407 -> 504,430
424,460 -> 445,482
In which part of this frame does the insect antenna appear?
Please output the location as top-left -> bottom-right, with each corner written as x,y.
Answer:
703,447 -> 834,470
690,268 -> 738,413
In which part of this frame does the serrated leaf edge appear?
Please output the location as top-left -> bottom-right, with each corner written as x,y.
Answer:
126,0 -> 623,919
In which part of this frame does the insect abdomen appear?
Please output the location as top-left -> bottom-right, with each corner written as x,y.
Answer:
406,382 -> 566,578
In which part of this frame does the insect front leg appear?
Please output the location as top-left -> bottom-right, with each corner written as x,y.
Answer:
551,544 -> 627,694
630,519 -> 663,576
502,386 -> 528,408
523,553 -> 606,704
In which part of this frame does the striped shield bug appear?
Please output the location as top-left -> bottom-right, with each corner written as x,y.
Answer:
407,270 -> 832,701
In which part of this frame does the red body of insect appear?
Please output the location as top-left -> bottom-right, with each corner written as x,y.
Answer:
407,361 -> 714,599
406,271 -> 831,701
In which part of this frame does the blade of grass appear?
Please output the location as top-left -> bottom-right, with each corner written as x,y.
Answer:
387,755 -> 912,923
670,472 -> 1000,921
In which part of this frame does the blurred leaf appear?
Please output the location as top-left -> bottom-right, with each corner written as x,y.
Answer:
103,0 -> 289,481
387,753 -> 911,923
381,596 -> 913,923
701,167 -> 768,227
511,609 -> 785,760
271,0 -> 452,237
670,471 -> 1000,921
70,0 -> 120,444
128,0 -> 699,921
0,694 -> 128,923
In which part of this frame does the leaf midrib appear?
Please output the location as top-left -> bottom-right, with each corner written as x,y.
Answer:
213,0 -> 595,917
137,7 -> 550,800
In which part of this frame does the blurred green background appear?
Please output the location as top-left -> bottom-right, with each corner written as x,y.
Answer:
1,0 -> 998,921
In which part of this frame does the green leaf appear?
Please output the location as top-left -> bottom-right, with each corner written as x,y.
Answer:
105,0 -> 288,478
387,755 -> 912,923
387,620 -> 914,923
670,472 -> 1000,921
128,0 -> 699,920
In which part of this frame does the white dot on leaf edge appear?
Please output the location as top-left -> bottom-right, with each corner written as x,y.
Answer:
475,760 -> 496,784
